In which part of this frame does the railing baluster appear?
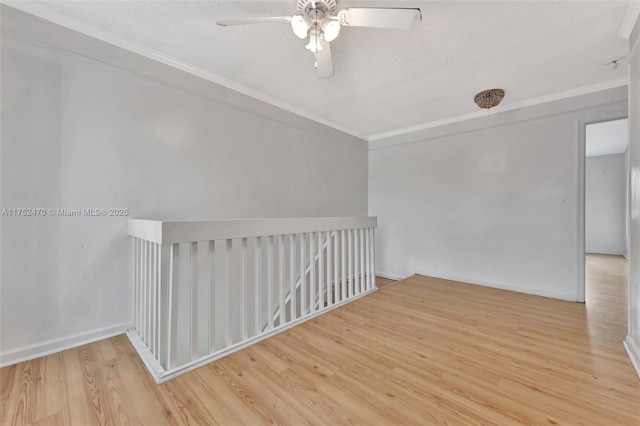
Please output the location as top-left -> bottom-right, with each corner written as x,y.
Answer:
356,229 -> 361,293
134,239 -> 138,332
360,229 -> 365,293
139,240 -> 143,339
365,229 -> 371,291
309,232 -> 315,313
300,233 -> 306,315
317,231 -> 323,310
167,243 -> 179,370
141,241 -> 146,342
267,236 -> 274,331
326,231 -> 332,307
156,244 -> 162,357
278,235 -> 285,325
148,241 -> 153,344
360,228 -> 367,292
141,239 -> 145,334
159,244 -> 168,368
254,237 -> 261,336
347,229 -> 353,297
289,234 -> 296,321
145,240 -> 150,345
355,229 -> 364,293
190,242 -> 198,360
354,229 -> 359,295
151,243 -> 157,356
149,243 -> 154,355
138,239 -> 142,334
225,239 -> 232,346
341,230 -> 346,301
141,239 -> 144,337
140,239 -> 144,336
148,242 -> 153,344
334,230 -> 339,303
208,241 -> 215,354
241,237 -> 248,340
371,228 -> 376,289
152,244 -> 158,357
354,230 -> 358,295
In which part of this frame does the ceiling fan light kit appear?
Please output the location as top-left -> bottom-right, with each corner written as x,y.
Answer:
306,28 -> 324,54
321,20 -> 341,42
216,0 -> 422,78
291,15 -> 311,39
474,89 -> 505,110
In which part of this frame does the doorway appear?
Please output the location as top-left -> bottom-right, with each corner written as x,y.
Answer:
583,118 -> 629,308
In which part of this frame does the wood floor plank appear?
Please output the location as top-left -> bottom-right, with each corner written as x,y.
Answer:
1,254 -> 638,425
62,347 -> 100,426
193,364 -> 265,425
4,360 -> 42,425
206,362 -> 282,424
0,364 -> 17,423
77,345 -> 114,425
182,368 -> 247,425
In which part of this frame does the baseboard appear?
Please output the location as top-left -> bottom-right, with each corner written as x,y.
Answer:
586,250 -> 625,256
375,271 -> 407,281
0,322 -> 131,367
624,335 -> 640,379
414,270 -> 577,302
623,253 -> 629,260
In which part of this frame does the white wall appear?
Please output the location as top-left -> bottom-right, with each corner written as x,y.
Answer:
625,14 -> 640,378
585,153 -> 627,255
369,87 -> 627,301
0,8 -> 367,364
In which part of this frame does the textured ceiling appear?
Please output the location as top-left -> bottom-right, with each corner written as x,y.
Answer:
28,1 -> 631,138
586,118 -> 629,157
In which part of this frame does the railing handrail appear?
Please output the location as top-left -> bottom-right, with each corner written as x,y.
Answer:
128,216 -> 377,244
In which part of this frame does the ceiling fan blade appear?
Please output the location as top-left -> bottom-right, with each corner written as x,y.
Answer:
316,39 -> 334,78
337,8 -> 421,29
216,17 -> 292,26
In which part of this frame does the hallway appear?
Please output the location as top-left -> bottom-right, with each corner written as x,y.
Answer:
586,254 -> 629,341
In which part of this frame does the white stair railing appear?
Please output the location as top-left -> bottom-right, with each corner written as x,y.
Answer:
128,217 -> 377,383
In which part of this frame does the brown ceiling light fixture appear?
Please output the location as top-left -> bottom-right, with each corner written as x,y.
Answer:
474,88 -> 505,110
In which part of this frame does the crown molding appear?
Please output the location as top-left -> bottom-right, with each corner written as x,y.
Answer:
1,1 -> 368,141
618,0 -> 640,39
368,77 -> 629,148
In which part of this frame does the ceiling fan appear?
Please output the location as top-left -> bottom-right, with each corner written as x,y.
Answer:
216,0 -> 422,78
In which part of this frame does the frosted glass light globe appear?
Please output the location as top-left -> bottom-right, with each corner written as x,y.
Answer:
291,15 -> 310,39
323,20 -> 341,42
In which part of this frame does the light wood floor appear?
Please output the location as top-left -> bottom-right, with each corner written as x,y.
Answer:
2,257 -> 639,425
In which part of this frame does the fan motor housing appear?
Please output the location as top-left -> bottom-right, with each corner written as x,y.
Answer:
297,0 -> 337,16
